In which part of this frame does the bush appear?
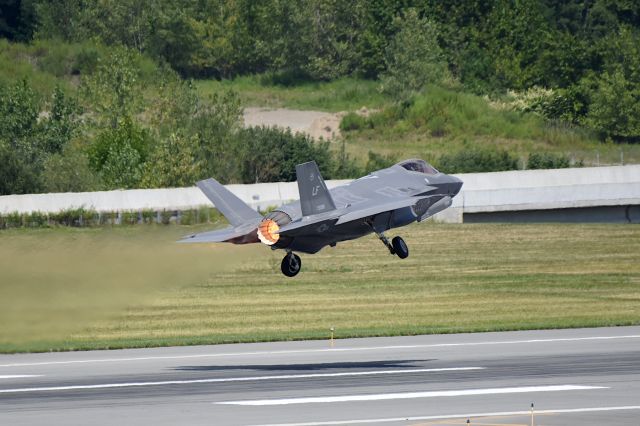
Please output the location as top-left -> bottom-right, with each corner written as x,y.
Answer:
237,126 -> 334,183
24,212 -> 49,228
49,208 -> 94,227
364,151 -> 396,174
527,152 -> 571,170
339,112 -> 368,132
437,148 -> 518,173
180,210 -> 195,225
4,212 -> 23,228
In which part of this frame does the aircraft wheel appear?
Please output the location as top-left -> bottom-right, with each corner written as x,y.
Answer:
281,252 -> 302,277
392,236 -> 409,259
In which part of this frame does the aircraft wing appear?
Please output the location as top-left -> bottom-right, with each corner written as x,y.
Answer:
276,196 -> 427,237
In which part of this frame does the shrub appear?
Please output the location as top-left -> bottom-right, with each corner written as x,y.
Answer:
24,212 -> 49,228
527,152 -> 571,170
141,209 -> 156,224
180,210 -> 195,225
364,151 -> 396,174
49,208 -> 94,227
4,212 -> 23,228
160,210 -> 172,225
339,112 -> 368,132
121,211 -> 139,225
437,148 -> 519,173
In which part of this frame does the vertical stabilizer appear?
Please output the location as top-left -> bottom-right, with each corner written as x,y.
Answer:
196,178 -> 262,227
296,161 -> 336,216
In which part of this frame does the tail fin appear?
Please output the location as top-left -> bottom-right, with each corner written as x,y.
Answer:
196,178 -> 262,227
296,161 -> 336,216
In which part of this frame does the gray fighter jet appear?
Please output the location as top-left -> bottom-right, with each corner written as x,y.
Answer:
181,159 -> 462,277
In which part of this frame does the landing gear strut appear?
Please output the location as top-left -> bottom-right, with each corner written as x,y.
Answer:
376,231 -> 409,259
281,251 -> 302,277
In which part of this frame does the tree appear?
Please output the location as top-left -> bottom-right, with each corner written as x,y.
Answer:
237,126 -> 334,183
81,48 -> 142,128
41,142 -> 99,192
141,133 -> 204,188
39,85 -> 80,154
0,140 -> 40,195
89,117 -> 151,189
380,9 -> 450,100
0,0 -> 36,41
584,68 -> 640,140
190,89 -> 244,183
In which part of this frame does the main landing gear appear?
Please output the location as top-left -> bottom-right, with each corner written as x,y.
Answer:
281,251 -> 302,277
376,232 -> 409,259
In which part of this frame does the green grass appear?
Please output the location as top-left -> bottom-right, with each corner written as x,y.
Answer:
1,223 -> 638,353
195,75 -> 387,112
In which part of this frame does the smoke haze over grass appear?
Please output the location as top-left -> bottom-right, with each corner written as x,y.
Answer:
0,226 -> 262,349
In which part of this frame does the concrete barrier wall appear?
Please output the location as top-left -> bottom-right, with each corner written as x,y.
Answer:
1,166 -> 638,223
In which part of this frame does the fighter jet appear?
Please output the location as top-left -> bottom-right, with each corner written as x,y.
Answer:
181,159 -> 463,277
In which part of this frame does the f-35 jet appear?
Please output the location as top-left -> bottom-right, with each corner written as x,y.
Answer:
181,159 -> 463,277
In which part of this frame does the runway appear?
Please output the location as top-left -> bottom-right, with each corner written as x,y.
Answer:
1,326 -> 639,425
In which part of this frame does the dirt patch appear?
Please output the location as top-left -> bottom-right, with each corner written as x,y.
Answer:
243,107 -> 345,140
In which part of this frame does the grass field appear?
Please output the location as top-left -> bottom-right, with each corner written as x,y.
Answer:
1,223 -> 638,353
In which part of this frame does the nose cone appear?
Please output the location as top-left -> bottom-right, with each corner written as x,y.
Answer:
450,175 -> 463,196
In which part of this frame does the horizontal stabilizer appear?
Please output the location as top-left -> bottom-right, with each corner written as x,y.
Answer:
179,224 -> 259,244
296,161 -> 336,216
197,178 -> 262,227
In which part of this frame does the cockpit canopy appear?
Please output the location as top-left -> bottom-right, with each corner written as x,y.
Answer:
398,159 -> 439,175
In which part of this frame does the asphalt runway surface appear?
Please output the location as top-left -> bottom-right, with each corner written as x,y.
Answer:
1,327 -> 639,425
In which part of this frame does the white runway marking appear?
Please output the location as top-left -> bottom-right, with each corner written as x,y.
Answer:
249,406 -> 640,426
0,367 -> 481,393
218,385 -> 606,406
1,334 -> 638,367
0,375 -> 42,379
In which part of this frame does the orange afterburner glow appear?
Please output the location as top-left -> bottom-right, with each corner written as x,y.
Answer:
257,219 -> 280,245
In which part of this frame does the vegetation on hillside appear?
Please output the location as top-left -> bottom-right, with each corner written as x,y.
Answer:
1,1 -> 639,195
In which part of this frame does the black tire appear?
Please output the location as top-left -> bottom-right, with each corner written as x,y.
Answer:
281,253 -> 302,277
392,236 -> 409,259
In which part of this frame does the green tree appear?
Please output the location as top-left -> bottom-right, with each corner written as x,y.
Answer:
0,0 -> 36,41
0,79 -> 38,145
190,89 -> 244,183
0,140 -> 40,195
81,48 -> 142,128
584,68 -> 640,140
380,9 -> 450,100
41,142 -> 99,192
141,133 -> 204,188
39,85 -> 80,154
89,117 -> 151,189
237,126 -> 333,183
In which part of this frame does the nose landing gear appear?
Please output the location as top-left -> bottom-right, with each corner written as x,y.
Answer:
376,231 -> 409,259
391,236 -> 409,259
281,251 -> 302,277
